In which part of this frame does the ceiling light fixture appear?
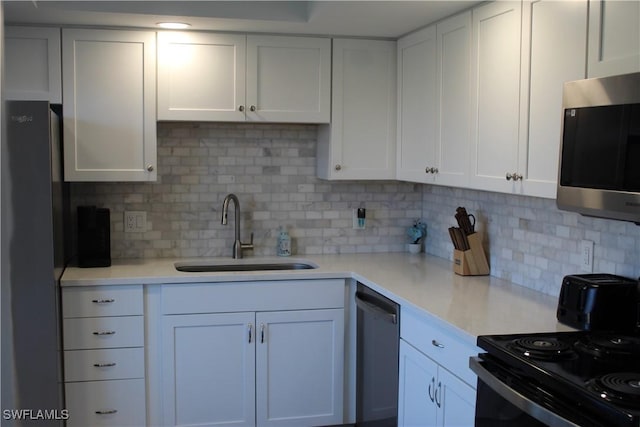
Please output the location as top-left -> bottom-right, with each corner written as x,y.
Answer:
156,22 -> 192,30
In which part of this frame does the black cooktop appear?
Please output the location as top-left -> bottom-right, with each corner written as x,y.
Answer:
478,331 -> 640,427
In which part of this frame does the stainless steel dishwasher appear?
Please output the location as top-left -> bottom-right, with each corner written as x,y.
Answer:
355,282 -> 400,426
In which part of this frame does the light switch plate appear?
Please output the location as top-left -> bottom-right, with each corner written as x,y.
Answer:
124,211 -> 146,233
580,239 -> 594,272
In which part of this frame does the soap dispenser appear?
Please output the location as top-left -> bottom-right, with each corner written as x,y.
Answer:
277,226 -> 291,257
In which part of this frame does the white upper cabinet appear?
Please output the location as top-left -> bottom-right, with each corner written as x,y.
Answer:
470,0 -> 587,197
396,26 -> 438,183
157,32 -> 330,123
4,26 -> 61,103
62,29 -> 157,182
588,0 -> 640,78
246,35 -> 330,123
519,0 -> 587,198
396,12 -> 471,187
317,39 -> 396,180
435,12 -> 472,188
157,32 -> 246,122
469,1 -> 523,194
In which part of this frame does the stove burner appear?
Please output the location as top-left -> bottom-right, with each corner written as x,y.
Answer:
588,373 -> 640,409
507,337 -> 574,360
575,334 -> 640,362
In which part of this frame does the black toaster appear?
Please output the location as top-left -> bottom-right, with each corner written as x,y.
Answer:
557,273 -> 640,332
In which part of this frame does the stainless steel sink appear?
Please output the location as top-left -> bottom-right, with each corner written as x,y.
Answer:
174,259 -> 318,273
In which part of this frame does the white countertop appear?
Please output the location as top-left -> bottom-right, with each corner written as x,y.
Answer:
61,253 -> 574,346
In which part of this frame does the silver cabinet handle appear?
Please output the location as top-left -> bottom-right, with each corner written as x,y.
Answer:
431,339 -> 444,348
91,298 -> 115,304
248,323 -> 253,343
95,409 -> 118,415
260,323 -> 265,343
335,164 -> 342,171
506,172 -> 523,181
425,167 -> 439,174
92,330 -> 115,336
250,105 -> 256,112
93,362 -> 116,367
435,381 -> 442,408
428,377 -> 435,402
239,105 -> 245,112
146,164 -> 154,172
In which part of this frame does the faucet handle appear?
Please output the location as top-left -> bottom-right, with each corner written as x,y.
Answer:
241,233 -> 254,251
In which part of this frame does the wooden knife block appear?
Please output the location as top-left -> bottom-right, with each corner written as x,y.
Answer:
453,232 -> 489,276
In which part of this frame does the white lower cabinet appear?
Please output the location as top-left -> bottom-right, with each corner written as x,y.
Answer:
62,285 -> 145,427
158,280 -> 345,427
162,312 -> 256,427
399,340 -> 475,427
65,379 -> 146,427
399,306 -> 479,427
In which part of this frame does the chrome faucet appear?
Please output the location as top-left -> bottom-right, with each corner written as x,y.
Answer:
221,193 -> 254,259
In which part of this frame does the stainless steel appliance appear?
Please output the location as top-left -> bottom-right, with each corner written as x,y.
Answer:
471,274 -> 640,427
3,101 -> 69,424
355,283 -> 400,426
556,72 -> 640,224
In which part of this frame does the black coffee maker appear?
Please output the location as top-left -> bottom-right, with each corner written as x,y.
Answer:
77,205 -> 111,267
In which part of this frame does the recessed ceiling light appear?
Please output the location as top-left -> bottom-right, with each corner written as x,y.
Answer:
156,22 -> 192,30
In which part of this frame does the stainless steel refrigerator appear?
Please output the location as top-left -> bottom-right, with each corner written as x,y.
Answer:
4,100 -> 69,425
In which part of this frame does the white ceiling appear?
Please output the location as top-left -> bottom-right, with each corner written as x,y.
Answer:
3,1 -> 482,39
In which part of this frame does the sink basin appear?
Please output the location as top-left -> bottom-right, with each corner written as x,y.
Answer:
174,259 -> 318,273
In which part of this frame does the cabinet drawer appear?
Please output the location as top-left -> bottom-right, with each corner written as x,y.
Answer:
162,279 -> 345,314
64,348 -> 144,382
65,379 -> 146,427
400,306 -> 480,387
62,285 -> 143,318
63,316 -> 144,350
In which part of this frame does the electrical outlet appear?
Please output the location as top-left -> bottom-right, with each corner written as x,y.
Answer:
124,211 -> 146,233
580,239 -> 594,272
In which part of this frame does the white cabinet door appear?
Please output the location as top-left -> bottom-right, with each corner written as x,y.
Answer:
246,35 -> 330,123
317,39 -> 396,179
157,31 -> 246,121
62,29 -> 157,181
399,340 -> 477,427
398,340 -> 439,427
256,309 -> 344,427
438,368 -> 476,427
397,26 -> 438,183
4,26 -> 61,103
469,1 -> 523,193
435,12 -> 472,188
162,312 -> 256,427
588,0 -> 640,78
519,0 -> 587,198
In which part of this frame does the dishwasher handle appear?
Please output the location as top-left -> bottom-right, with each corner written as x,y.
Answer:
355,291 -> 398,324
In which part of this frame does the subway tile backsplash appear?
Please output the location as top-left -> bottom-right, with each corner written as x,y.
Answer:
422,186 -> 640,296
71,122 -> 640,296
71,122 -> 423,260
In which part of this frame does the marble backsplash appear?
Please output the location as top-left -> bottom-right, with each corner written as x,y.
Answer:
71,122 -> 640,296
71,122 -> 422,260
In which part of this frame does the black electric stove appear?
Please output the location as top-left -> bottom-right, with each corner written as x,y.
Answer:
474,331 -> 640,427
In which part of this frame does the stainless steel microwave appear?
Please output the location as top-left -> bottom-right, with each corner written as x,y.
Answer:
557,72 -> 640,224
